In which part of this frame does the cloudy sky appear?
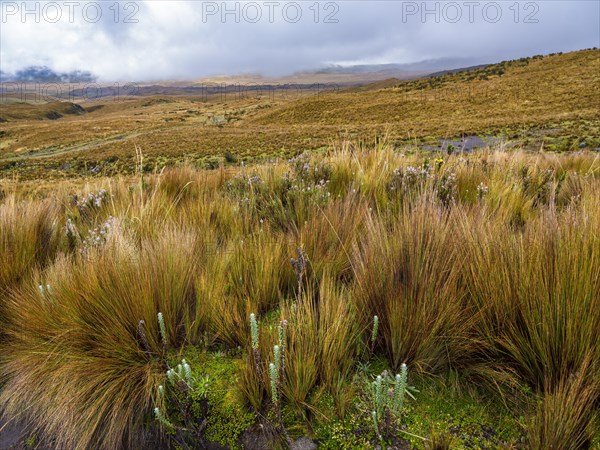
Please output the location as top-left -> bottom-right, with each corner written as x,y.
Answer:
1,1 -> 598,81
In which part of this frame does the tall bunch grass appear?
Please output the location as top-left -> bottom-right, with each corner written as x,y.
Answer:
282,274 -> 361,418
527,357 -> 599,450
462,200 -> 600,391
353,200 -> 470,373
0,227 -> 200,449
0,196 -> 62,292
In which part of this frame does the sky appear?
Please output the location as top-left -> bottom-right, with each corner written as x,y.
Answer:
1,0 -> 598,81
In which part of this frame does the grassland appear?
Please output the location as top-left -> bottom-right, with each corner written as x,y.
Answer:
0,144 -> 599,449
0,48 -> 599,449
0,49 -> 598,180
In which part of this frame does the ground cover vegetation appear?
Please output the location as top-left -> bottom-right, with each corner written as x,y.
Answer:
0,143 -> 598,449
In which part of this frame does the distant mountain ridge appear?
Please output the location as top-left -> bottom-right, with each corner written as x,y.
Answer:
311,57 -> 482,75
0,66 -> 96,83
1,57 -> 482,86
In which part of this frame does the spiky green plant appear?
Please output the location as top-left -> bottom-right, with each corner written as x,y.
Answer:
155,357 -> 211,449
392,364 -> 408,414
371,315 -> 379,346
369,367 -> 412,443
269,362 -> 279,405
157,312 -> 167,354
278,319 -> 288,378
248,313 -> 263,382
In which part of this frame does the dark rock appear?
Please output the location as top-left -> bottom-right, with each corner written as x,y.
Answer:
291,436 -> 317,450
45,111 -> 63,120
64,103 -> 86,115
239,424 -> 278,449
0,417 -> 24,449
0,417 -> 53,450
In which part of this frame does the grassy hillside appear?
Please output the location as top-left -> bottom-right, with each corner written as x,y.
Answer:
0,100 -> 86,121
248,49 -> 599,134
0,49 -> 598,180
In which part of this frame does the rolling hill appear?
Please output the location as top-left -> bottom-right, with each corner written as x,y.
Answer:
0,48 -> 598,180
0,101 -> 86,121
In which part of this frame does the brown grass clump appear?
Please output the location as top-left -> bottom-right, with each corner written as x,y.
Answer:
0,195 -> 62,292
353,201 -> 471,373
527,358 -> 599,450
0,228 -> 199,449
